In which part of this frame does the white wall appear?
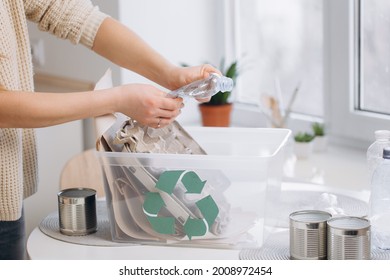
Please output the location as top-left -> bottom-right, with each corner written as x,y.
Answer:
24,0 -> 223,238
28,0 -> 121,84
27,0 -> 121,150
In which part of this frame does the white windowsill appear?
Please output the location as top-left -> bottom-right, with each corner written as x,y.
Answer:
283,142 -> 370,197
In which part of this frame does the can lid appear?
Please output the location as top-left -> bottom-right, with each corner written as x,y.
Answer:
58,188 -> 96,204
327,216 -> 370,230
289,210 -> 332,223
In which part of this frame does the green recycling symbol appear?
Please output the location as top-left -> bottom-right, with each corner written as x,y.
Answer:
142,170 -> 219,240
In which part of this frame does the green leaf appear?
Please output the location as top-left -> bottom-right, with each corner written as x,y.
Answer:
312,122 -> 325,136
225,61 -> 239,81
294,132 -> 315,142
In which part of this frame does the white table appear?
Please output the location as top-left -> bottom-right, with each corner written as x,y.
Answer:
28,181 -> 370,260
27,227 -> 240,260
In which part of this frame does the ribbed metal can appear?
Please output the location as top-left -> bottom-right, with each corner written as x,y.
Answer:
57,188 -> 97,236
327,216 -> 371,260
289,210 -> 332,260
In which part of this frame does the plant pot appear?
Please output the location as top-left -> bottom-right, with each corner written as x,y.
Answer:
294,141 -> 313,159
313,135 -> 328,152
199,103 -> 233,127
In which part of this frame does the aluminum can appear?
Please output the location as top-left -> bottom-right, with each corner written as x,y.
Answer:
289,210 -> 332,260
58,188 -> 97,236
327,216 -> 371,260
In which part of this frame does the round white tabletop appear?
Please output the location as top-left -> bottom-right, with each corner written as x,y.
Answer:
27,182 -> 369,260
27,227 -> 240,260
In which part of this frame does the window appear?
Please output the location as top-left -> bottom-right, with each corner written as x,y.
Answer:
358,0 -> 390,115
230,0 -> 323,117
227,0 -> 390,146
326,0 -> 390,146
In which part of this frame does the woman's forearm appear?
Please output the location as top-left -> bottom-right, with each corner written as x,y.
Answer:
92,17 -> 176,89
0,82 -> 183,129
0,89 -> 118,128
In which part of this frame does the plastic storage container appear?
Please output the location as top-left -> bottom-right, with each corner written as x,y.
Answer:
98,127 -> 291,249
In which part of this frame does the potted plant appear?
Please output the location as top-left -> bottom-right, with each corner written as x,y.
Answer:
294,132 -> 315,159
312,122 -> 328,152
198,59 -> 239,127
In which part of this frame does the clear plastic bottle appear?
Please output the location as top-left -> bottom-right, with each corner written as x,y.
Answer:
167,73 -> 233,99
367,130 -> 390,181
369,147 -> 390,250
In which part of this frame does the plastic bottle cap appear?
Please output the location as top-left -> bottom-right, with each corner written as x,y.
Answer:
218,76 -> 234,92
383,147 -> 390,159
375,130 -> 390,140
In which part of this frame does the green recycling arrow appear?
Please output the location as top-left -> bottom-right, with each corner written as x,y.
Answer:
155,170 -> 184,194
143,192 -> 175,234
196,195 -> 219,228
184,218 -> 208,240
143,170 -> 219,239
183,196 -> 219,240
182,171 -> 206,194
143,192 -> 165,216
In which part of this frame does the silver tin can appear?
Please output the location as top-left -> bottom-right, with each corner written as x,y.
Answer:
327,216 -> 371,260
289,210 -> 332,260
58,188 -> 97,236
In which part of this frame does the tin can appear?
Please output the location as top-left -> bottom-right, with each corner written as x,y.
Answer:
57,188 -> 97,236
327,216 -> 371,260
289,210 -> 332,260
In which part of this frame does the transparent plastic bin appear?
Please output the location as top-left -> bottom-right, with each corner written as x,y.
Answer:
97,127 -> 291,249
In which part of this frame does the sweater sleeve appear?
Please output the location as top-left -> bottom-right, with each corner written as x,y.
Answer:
23,0 -> 109,49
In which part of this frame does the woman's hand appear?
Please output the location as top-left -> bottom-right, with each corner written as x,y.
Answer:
112,64 -> 221,128
115,83 -> 183,128
167,64 -> 222,103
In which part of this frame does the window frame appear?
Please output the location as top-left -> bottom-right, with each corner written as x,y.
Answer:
326,0 -> 390,148
225,0 -> 389,148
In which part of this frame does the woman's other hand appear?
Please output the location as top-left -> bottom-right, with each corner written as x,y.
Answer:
115,83 -> 183,128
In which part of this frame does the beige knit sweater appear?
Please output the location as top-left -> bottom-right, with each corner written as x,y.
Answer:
0,0 -> 107,221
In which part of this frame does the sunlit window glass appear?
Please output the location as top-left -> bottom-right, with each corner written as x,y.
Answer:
236,0 -> 323,117
359,0 -> 390,114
